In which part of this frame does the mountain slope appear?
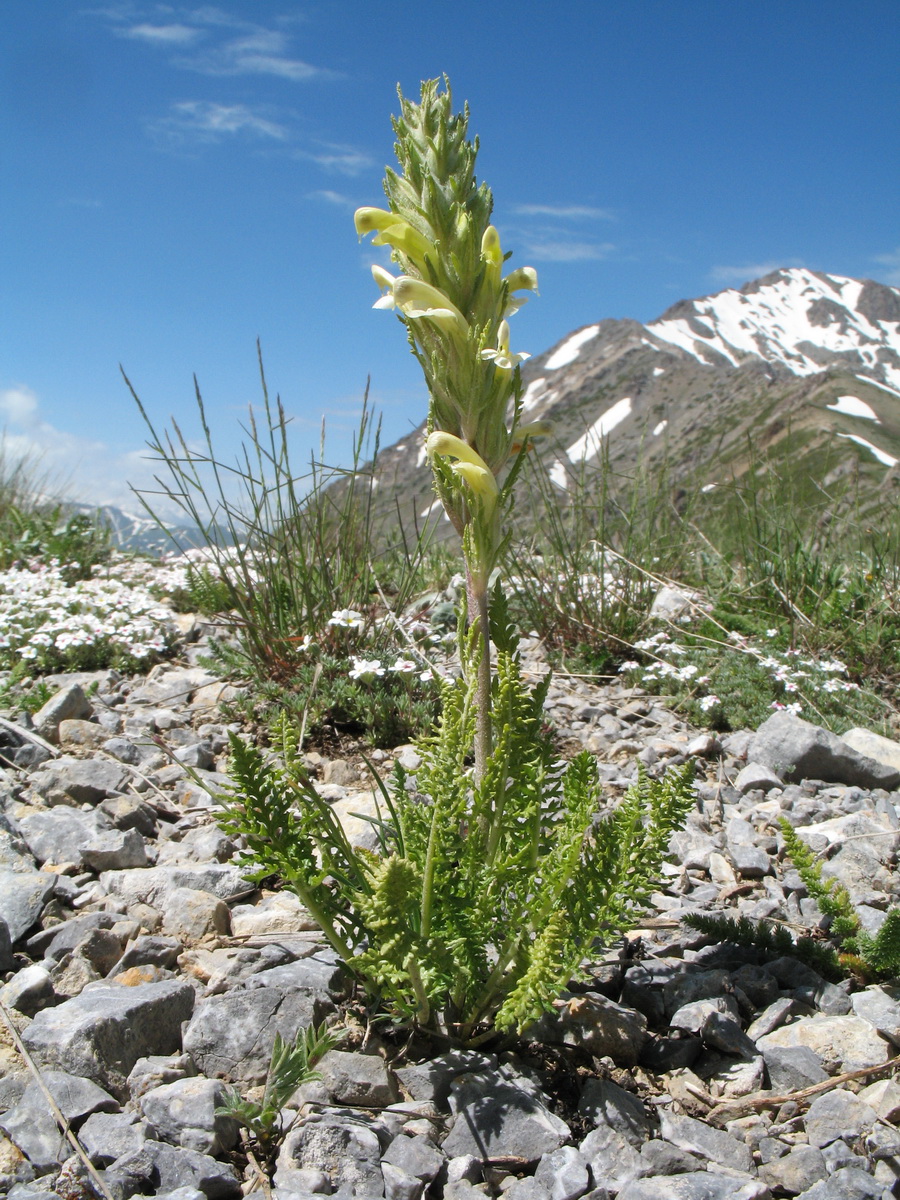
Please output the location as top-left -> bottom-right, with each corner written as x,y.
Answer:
369,268 -> 900,538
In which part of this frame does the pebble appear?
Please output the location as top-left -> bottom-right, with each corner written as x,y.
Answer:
2,620 -> 900,1198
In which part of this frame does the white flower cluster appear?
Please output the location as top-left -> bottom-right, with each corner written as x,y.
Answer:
0,559 -> 177,670
622,626 -> 860,719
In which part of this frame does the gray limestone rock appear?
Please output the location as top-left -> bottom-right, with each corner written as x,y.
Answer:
443,1071 -> 571,1161
316,1049 -> 400,1107
756,1014 -> 891,1073
749,711 -> 900,789
160,887 -> 231,942
22,978 -> 195,1100
761,1043 -> 829,1091
758,1143 -> 827,1195
533,1145 -> 591,1200
31,755 -> 132,804
81,827 -> 148,871
657,1110 -> 752,1173
32,684 -> 93,743
275,1117 -> 384,1197
77,1110 -> 152,1166
139,1077 -> 239,1156
790,1165 -> 883,1198
0,869 -> 55,941
527,992 -> 647,1064
104,1139 -> 241,1199
393,1050 -> 497,1107
849,985 -> 900,1047
577,1078 -> 650,1147
182,986 -> 333,1084
637,1139 -> 704,1175
803,1088 -> 878,1149
0,964 -> 56,1016
841,727 -> 900,772
382,1133 -> 445,1185
735,763 -> 784,794
0,1070 -> 118,1172
617,1176 -> 771,1200
99,863 -> 251,911
578,1124 -> 644,1193
17,808 -> 113,869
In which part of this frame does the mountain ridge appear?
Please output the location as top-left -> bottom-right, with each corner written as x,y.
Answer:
367,267 -> 900,538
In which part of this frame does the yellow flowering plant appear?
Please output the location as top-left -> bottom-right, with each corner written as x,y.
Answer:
220,78 -> 692,1044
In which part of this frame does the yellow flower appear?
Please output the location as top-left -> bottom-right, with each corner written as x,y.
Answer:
354,207 -> 433,270
480,320 -> 531,371
393,278 -> 470,340
371,265 -> 398,310
509,420 -> 553,455
425,432 -> 499,513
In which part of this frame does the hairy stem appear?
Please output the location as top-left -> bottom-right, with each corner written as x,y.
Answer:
466,563 -> 492,787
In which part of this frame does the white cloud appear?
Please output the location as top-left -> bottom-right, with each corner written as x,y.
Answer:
522,240 -> 615,263
512,203 -> 615,221
873,247 -> 900,286
709,261 -> 792,285
120,22 -> 201,45
0,385 -> 181,513
307,189 -> 357,209
303,143 -> 375,176
150,100 -> 289,145
0,386 -> 40,427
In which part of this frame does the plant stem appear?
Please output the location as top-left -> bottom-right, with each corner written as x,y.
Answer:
465,563 -> 492,787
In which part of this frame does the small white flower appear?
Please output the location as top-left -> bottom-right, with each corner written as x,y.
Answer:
619,660 -> 639,673
766,628 -> 778,638
348,657 -> 384,683
328,609 -> 365,630
698,694 -> 720,711
390,658 -> 418,674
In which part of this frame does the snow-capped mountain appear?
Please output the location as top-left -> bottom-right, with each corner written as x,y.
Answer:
369,268 -> 900,535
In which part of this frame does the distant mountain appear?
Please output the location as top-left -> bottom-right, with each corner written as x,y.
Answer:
367,268 -> 900,537
67,502 -> 214,556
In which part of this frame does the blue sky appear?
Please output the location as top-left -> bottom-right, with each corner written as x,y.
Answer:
2,2 -> 898,513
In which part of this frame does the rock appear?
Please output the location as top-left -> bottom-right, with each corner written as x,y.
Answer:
735,763 -> 784,794
17,807 -> 112,869
160,887 -> 231,942
0,964 -> 56,1016
791,1165 -> 883,1198
858,1076 -> 900,1121
657,1110 -> 753,1172
533,1145 -> 591,1200
77,1110 -> 152,1166
637,1139 -> 704,1175
849,985 -> 900,1047
618,1176 -> 770,1200
577,1078 -> 650,1146
804,1088 -> 878,1149
32,685 -> 93,743
670,996 -> 741,1034
749,712 -> 900,789
31,756 -> 132,804
22,978 -> 195,1100
382,1133 -> 445,1186
275,1117 -> 385,1197
229,890 -> 318,937
528,992 -> 647,1064
841,727 -> 900,772
443,1070 -> 571,1161
393,1050 -> 497,1107
790,812 -> 900,905
316,1049 -> 400,1108
99,863 -> 252,909
82,827 -> 149,871
103,1140 -> 241,1199
383,1159 -> 427,1200
0,1070 -> 118,1173
758,1144 -> 827,1194
139,1077 -> 239,1155
761,1043 -> 829,1091
649,586 -> 705,621
182,986 -> 333,1084
58,719 -> 108,749
0,869 -> 55,942
757,1014 -> 891,1073
578,1124 -> 643,1193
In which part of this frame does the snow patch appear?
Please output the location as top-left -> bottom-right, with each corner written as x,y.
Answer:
836,433 -> 898,468
416,444 -> 428,468
545,325 -> 600,369
646,269 -> 900,392
653,367 -> 665,377
701,483 -> 717,493
858,374 -> 900,400
565,399 -> 632,463
826,396 -> 879,422
653,420 -> 668,436
548,460 -> 569,490
420,498 -> 443,519
520,377 -> 548,414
